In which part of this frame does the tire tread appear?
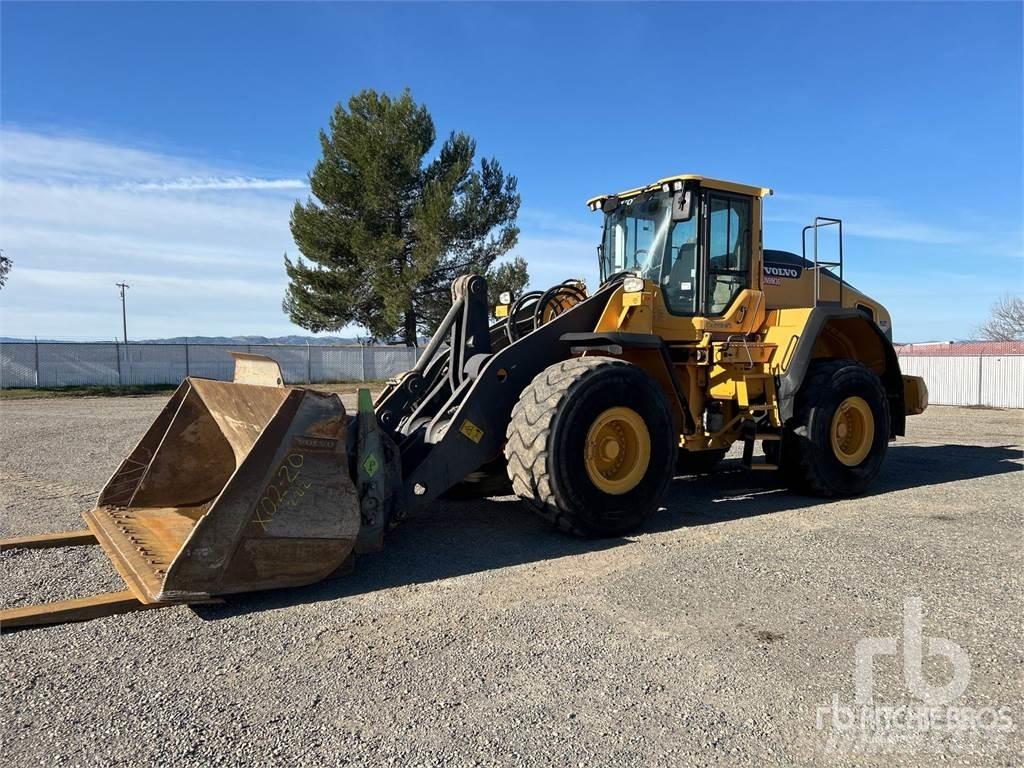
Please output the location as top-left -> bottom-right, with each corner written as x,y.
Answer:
783,358 -> 889,496
504,357 -> 649,535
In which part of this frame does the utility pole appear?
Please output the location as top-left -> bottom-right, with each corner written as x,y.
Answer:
116,282 -> 130,343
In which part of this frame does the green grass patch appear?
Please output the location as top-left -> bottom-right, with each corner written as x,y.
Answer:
1,381 -> 388,400
0,384 -> 178,400
309,381 -> 387,396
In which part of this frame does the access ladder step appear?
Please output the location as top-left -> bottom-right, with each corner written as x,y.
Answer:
740,420 -> 782,470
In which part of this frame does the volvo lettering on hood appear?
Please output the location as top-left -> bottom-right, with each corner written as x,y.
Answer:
763,263 -> 802,279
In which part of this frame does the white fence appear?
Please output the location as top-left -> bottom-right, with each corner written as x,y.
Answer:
0,342 -> 420,388
2,341 -> 1020,407
897,355 -> 1024,408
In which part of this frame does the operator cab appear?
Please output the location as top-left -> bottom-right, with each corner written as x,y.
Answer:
589,175 -> 771,318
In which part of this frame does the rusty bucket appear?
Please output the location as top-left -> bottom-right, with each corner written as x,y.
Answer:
1,354 -> 362,629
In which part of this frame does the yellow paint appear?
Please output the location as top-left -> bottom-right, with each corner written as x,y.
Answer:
763,265 -> 892,330
735,377 -> 750,408
830,396 -> 874,466
459,419 -> 484,443
595,284 -> 654,334
621,291 -> 649,308
494,304 -> 509,318
572,174 -> 918,469
583,407 -> 651,495
762,308 -> 814,375
903,375 -> 929,415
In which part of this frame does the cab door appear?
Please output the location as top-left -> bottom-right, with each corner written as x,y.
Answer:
702,191 -> 754,316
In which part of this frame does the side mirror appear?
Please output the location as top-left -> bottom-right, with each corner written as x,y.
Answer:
601,196 -> 620,214
671,190 -> 693,221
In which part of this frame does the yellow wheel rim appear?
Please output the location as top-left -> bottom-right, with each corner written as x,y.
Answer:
830,396 -> 874,467
584,407 -> 651,495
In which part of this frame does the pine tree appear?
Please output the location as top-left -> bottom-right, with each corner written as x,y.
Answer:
284,89 -> 522,345
0,250 -> 11,289
486,256 -> 530,306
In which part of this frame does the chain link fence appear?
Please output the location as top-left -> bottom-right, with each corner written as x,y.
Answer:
0,341 -> 420,388
4,340 -> 1021,407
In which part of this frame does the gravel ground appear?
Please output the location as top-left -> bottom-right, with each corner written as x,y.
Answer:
1,396 -> 1021,767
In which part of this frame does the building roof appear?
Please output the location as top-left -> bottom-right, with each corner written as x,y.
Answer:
895,341 -> 1024,356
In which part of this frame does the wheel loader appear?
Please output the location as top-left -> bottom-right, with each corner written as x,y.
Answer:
1,173 -> 928,630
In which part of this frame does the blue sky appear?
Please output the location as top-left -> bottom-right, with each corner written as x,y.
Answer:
1,1 -> 1021,341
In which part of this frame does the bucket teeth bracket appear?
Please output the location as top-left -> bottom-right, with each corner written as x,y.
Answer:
354,388 -> 401,553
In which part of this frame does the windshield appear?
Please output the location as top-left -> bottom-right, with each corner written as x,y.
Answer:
600,191 -> 672,282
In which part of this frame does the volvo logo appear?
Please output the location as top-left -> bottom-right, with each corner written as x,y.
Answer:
763,263 -> 802,279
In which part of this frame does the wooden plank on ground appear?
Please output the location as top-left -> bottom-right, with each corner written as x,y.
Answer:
0,529 -> 97,551
0,590 -> 158,631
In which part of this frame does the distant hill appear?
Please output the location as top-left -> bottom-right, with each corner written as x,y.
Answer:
0,335 -> 403,346
135,335 -> 364,345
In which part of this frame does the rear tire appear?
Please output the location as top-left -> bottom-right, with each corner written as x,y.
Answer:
504,357 -> 676,537
781,359 -> 889,496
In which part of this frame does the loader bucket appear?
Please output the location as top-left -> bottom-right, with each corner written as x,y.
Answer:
81,369 -> 361,604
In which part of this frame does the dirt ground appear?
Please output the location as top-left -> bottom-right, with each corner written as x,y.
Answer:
1,397 -> 1021,767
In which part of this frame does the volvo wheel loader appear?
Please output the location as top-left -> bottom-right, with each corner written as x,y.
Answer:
1,173 -> 928,630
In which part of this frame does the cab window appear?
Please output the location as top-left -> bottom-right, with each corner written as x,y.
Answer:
661,215 -> 699,314
707,195 -> 752,314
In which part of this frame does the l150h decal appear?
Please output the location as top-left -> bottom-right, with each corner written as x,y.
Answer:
763,262 -> 803,286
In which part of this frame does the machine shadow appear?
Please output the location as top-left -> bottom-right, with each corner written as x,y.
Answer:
195,442 -> 1020,622
194,498 -> 630,621
646,442 -> 1022,532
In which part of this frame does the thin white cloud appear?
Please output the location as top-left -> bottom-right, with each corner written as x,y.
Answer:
769,191 -> 1022,253
510,234 -> 598,290
124,176 -> 307,192
0,128 -> 308,339
7,128 -> 1011,343
508,208 -> 602,290
0,126 -> 211,182
853,268 -> 1021,342
0,128 -> 612,339
518,207 -> 596,240
14,266 -> 281,299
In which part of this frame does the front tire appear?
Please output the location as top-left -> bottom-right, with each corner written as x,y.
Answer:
504,357 -> 676,537
782,359 -> 890,496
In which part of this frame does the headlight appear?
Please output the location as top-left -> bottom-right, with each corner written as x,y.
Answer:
498,291 -> 512,305
622,276 -> 644,293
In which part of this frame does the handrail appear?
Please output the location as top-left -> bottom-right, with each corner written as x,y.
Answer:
802,217 -> 844,306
